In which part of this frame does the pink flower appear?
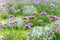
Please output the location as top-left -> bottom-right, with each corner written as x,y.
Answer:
23,16 -> 29,23
24,20 -> 29,23
9,15 -> 14,18
37,20 -> 43,23
40,12 -> 47,16
33,0 -> 40,5
10,6 -> 20,13
32,12 -> 37,14
51,0 -> 55,2
28,16 -> 35,19
56,30 -> 60,32
50,15 -> 59,20
0,0 -> 4,2
50,3 -> 55,7
4,4 -> 9,8
26,23 -> 33,26
10,21 -> 15,25
14,20 -> 18,24
3,23 -> 8,26
13,9 -> 20,13
23,16 -> 29,20
10,6 -> 17,13
55,23 -> 60,27
24,25 -> 31,29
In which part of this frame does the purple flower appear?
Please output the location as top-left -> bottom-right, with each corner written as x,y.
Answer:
51,0 -> 55,2
10,6 -> 20,13
0,0 -> 4,2
10,6 -> 16,12
23,16 -> 29,23
50,15 -> 59,20
4,4 -> 9,8
28,16 -> 35,19
50,3 -> 55,7
40,12 -> 47,16
9,21 -> 15,25
14,20 -> 18,24
3,23 -> 8,27
55,23 -> 60,27
37,19 -> 43,23
23,16 -> 29,20
24,25 -> 31,29
33,0 -> 40,5
9,15 -> 14,18
13,9 -> 20,13
26,23 -> 33,26
32,12 -> 37,14
23,18 -> 28,20
56,30 -> 60,32
13,10 -> 17,13
24,20 -> 29,23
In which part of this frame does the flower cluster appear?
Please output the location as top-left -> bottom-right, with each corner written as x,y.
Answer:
0,0 -> 60,40
23,11 -> 60,27
26,26 -> 55,40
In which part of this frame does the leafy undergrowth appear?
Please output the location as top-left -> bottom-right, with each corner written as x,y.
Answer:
0,28 -> 27,40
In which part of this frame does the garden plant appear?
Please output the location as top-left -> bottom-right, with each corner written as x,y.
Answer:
0,0 -> 60,40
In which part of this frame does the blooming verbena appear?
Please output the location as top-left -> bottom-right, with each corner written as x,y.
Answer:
50,20 -> 60,33
10,6 -> 20,13
9,17 -> 23,26
23,16 -> 29,23
24,20 -> 29,23
26,22 -> 33,27
50,3 -> 55,7
4,4 -> 9,8
3,23 -> 8,27
37,19 -> 43,23
55,23 -> 60,27
26,26 -> 54,40
28,16 -> 35,19
32,12 -> 37,14
33,0 -> 41,5
0,0 -> 4,2
9,21 -> 15,25
9,15 -> 14,18
56,30 -> 60,32
23,16 -> 29,20
23,16 -> 35,23
40,12 -> 47,16
0,17 -> 23,28
0,22 -> 8,30
50,15 -> 59,20
23,22 -> 33,29
9,20 -> 18,25
55,23 -> 60,32
51,0 -> 55,2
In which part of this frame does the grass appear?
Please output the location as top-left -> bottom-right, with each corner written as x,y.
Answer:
1,28 -> 28,40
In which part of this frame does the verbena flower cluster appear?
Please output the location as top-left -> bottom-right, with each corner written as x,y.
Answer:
0,0 -> 60,40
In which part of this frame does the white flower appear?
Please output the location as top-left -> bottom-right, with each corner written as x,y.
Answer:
44,26 -> 50,30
